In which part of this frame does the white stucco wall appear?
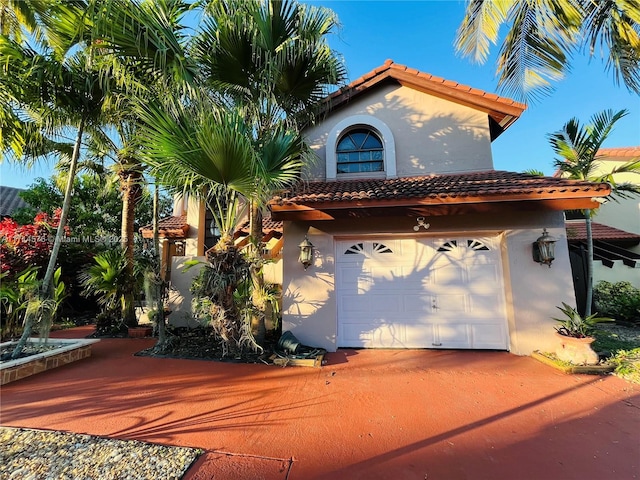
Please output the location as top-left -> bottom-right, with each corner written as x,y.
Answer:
304,83 -> 494,181
583,155 -> 640,254
282,210 -> 574,356
593,262 -> 640,288
167,256 -> 206,328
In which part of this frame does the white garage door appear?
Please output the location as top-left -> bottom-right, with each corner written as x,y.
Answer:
336,237 -> 509,349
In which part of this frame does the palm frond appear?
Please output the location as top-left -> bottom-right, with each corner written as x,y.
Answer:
454,0 -> 511,63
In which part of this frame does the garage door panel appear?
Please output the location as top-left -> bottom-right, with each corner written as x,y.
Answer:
471,324 -> 507,349
337,267 -> 371,293
436,324 -> 471,348
337,237 -> 508,350
341,323 -> 405,348
433,265 -> 465,285
403,294 -> 433,313
340,295 -> 401,313
435,294 -> 467,312
468,264 -> 499,283
469,295 -> 505,315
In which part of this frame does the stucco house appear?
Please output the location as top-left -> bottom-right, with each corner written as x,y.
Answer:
267,60 -> 610,355
564,147 -> 640,307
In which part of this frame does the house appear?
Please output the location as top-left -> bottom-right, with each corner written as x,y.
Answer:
565,221 -> 640,311
592,147 -> 640,244
267,60 -> 610,355
564,147 -> 640,300
0,186 -> 28,218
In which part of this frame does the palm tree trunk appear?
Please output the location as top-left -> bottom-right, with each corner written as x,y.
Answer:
119,167 -> 142,327
585,209 -> 594,316
152,182 -> 167,350
249,200 -> 266,345
12,116 -> 86,359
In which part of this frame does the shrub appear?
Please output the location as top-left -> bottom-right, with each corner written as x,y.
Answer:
594,281 -> 640,323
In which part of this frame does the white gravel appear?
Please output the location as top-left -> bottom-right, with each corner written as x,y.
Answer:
0,427 -> 201,480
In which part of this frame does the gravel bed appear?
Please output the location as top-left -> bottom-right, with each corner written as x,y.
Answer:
0,342 -> 62,362
0,427 -> 202,480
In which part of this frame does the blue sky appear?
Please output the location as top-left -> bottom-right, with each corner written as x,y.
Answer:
1,0 -> 639,189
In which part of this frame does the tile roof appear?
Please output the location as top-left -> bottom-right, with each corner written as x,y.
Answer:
566,221 -> 640,242
0,186 -> 28,217
139,215 -> 189,238
322,59 -> 526,136
272,171 -> 610,206
237,215 -> 283,235
597,147 -> 640,158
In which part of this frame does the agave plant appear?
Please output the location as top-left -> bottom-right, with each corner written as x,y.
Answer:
553,302 -> 613,338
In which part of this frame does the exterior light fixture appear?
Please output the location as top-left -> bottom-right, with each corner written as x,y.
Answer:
298,236 -> 314,270
413,217 -> 431,231
532,228 -> 557,267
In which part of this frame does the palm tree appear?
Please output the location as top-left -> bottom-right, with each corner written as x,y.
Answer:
192,0 -> 346,342
550,108 -> 640,316
38,0 -> 195,326
455,0 -> 640,102
1,38 -> 108,357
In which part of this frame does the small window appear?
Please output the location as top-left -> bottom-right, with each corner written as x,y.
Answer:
336,128 -> 384,174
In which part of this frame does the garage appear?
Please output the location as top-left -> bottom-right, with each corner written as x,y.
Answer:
336,236 -> 509,349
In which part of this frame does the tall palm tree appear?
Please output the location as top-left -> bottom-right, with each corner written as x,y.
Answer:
1,37 -> 108,357
455,0 -> 640,102
192,0 -> 346,342
39,0 -> 195,326
550,108 -> 640,316
194,0 -> 345,234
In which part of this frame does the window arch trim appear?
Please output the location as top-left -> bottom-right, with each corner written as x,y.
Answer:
326,115 -> 396,180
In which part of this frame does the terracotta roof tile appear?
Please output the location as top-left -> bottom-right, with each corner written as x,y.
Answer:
566,221 -> 640,242
598,147 -> 640,158
158,215 -> 188,229
237,215 -> 283,235
273,171 -> 609,206
324,61 -> 526,138
139,215 -> 189,238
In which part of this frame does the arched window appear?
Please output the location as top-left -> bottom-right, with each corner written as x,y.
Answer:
336,128 -> 384,174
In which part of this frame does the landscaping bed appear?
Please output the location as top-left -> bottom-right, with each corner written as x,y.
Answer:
0,338 -> 100,385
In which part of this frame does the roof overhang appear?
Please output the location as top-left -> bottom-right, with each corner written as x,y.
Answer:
271,197 -> 604,221
139,215 -> 189,239
270,171 -> 611,222
319,60 -> 526,141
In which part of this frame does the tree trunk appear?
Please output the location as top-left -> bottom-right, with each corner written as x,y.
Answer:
585,209 -> 594,316
12,116 -> 85,359
249,200 -> 266,345
119,166 -> 142,327
152,183 -> 167,350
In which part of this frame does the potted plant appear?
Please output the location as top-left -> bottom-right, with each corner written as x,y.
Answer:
553,302 -> 613,365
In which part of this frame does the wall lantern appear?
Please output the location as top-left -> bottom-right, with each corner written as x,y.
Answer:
298,236 -> 314,270
532,228 -> 557,267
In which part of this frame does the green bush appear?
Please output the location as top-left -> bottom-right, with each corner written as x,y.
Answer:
593,281 -> 640,323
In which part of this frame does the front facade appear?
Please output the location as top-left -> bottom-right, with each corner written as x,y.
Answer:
270,60 -> 609,355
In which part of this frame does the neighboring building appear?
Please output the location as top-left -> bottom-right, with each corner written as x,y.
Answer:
590,147 -> 640,252
268,60 -> 609,355
564,147 -> 640,300
566,221 -> 640,311
0,186 -> 28,218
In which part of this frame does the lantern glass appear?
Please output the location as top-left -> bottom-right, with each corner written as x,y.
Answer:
298,236 -> 314,269
533,228 -> 557,267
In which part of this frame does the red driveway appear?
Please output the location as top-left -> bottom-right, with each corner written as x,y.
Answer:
1,326 -> 638,480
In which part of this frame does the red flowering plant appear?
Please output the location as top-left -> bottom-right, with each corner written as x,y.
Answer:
0,208 -> 70,278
